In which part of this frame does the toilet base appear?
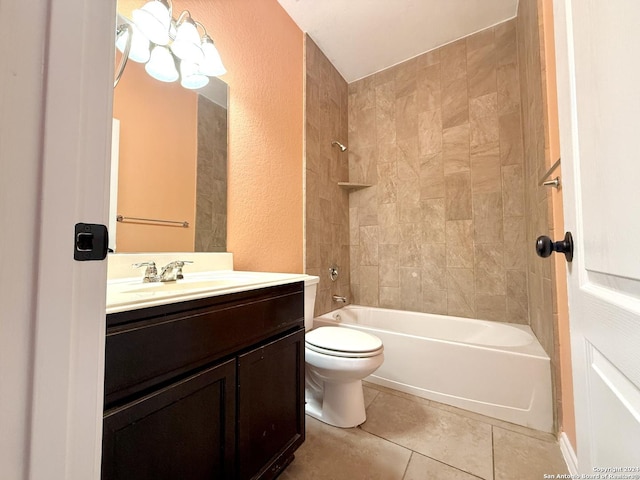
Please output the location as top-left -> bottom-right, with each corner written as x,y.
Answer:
305,379 -> 366,428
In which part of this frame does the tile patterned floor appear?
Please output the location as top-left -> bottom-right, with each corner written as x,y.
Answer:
280,383 -> 568,480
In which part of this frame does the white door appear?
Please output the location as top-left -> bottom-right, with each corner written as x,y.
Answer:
553,1 -> 640,472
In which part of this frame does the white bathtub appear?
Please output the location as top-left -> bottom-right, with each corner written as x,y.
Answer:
314,305 -> 553,433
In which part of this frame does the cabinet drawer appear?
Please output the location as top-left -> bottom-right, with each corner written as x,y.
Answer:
105,284 -> 303,406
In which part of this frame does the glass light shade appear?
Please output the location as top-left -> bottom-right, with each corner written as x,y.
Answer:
170,18 -> 204,63
180,61 -> 209,89
199,36 -> 226,76
116,24 -> 150,63
145,46 -> 178,82
132,0 -> 171,46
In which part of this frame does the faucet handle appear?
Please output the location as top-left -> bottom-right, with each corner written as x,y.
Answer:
172,260 -> 193,280
132,261 -> 158,282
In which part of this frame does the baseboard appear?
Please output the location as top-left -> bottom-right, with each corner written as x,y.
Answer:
559,432 -> 578,475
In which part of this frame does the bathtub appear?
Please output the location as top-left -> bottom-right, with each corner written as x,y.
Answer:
314,305 -> 553,433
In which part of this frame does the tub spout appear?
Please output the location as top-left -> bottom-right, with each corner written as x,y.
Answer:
332,295 -> 347,303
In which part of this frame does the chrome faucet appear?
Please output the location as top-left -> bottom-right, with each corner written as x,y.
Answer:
332,295 -> 347,303
133,260 -> 193,283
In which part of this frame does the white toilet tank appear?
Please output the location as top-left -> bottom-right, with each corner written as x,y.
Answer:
303,276 -> 319,331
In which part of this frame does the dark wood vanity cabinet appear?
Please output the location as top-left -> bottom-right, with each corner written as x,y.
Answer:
102,282 -> 305,480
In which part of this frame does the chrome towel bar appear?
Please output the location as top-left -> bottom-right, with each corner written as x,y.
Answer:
116,215 -> 189,228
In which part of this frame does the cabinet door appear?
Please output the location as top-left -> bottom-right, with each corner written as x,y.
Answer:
102,359 -> 236,480
237,329 -> 305,480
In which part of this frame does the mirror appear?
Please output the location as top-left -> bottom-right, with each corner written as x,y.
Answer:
111,8 -> 227,253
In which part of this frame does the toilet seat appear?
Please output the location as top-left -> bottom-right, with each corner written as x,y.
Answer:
305,326 -> 383,358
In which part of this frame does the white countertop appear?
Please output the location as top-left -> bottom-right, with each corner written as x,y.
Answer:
106,252 -> 316,315
106,270 -> 311,315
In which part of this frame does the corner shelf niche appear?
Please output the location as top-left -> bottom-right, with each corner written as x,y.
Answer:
337,182 -> 372,191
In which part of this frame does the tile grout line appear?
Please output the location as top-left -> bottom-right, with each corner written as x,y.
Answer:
491,425 -> 496,480
400,451 -> 413,480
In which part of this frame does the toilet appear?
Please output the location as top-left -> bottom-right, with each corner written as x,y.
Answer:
303,276 -> 384,428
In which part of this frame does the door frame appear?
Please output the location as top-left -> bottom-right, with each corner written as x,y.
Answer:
26,0 -> 115,478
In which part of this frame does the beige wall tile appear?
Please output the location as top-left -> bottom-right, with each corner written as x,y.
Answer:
466,27 -> 495,53
506,270 -> 528,324
495,19 -> 517,66
471,142 -> 501,194
417,49 -> 440,68
474,244 -> 506,296
400,267 -> 422,311
447,268 -> 476,317
399,223 -> 422,267
360,226 -> 379,266
377,161 -> 398,205
497,62 -> 520,115
473,192 -> 503,244
476,294 -> 507,321
445,172 -> 473,220
503,216 -> 527,271
421,243 -> 447,291
379,286 -> 400,308
440,39 -> 467,86
421,198 -> 446,244
360,265 -> 380,306
502,164 -> 525,217
418,109 -> 443,155
443,124 -> 470,175
379,244 -> 400,287
467,43 -> 497,99
499,111 -> 524,165
420,153 -> 445,199
417,64 -> 441,112
446,220 -> 474,269
398,178 -> 422,224
442,77 -> 469,129
395,94 -> 418,140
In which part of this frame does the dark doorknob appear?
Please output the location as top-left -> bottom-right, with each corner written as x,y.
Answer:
536,232 -> 573,262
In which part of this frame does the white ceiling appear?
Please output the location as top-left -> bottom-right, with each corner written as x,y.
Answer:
277,0 -> 518,83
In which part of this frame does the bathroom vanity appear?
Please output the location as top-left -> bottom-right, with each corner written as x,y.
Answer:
103,276 -> 305,480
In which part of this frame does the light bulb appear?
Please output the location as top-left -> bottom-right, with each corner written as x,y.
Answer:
132,0 -> 171,46
200,35 -> 226,76
145,45 -> 178,82
171,16 -> 204,63
116,23 -> 150,63
180,61 -> 209,89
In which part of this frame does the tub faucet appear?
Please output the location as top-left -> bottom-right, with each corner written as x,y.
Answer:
332,295 -> 347,303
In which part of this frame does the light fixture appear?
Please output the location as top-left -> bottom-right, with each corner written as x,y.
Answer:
145,45 -> 179,82
115,0 -> 226,90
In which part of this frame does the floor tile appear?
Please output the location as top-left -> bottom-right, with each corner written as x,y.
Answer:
280,416 -> 411,480
364,384 -> 380,409
403,452 -> 485,480
361,392 -> 493,479
493,426 -> 568,480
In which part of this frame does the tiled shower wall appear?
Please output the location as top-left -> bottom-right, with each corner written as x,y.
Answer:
517,0 -> 561,428
305,36 -> 351,315
195,95 -> 227,252
348,20 -> 529,322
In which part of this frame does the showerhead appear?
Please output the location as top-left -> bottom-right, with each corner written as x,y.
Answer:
332,141 -> 347,152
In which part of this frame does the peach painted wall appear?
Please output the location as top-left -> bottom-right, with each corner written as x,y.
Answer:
184,0 -> 304,273
113,59 -> 197,251
540,0 -> 576,450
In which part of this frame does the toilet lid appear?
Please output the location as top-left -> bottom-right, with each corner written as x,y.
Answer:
305,326 -> 383,357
